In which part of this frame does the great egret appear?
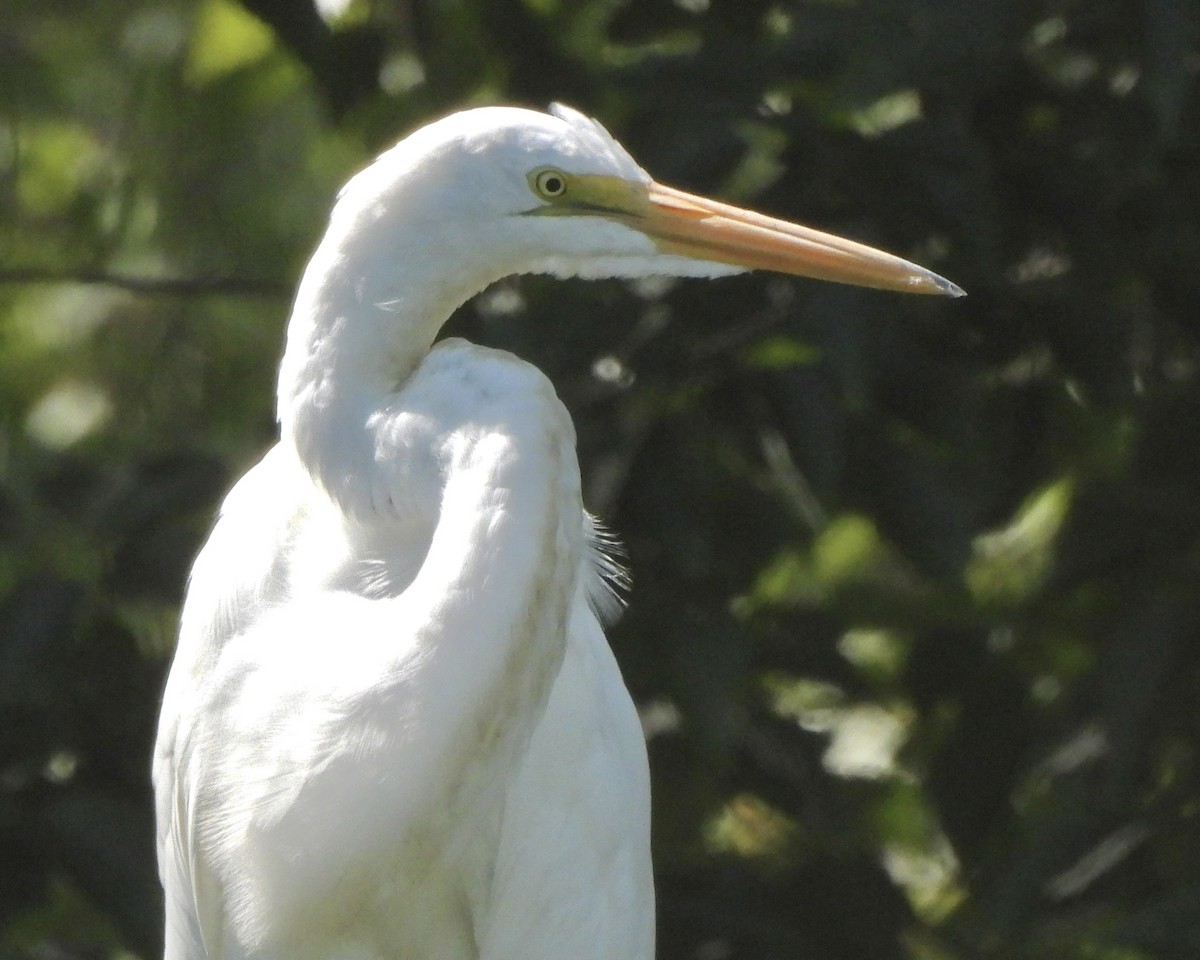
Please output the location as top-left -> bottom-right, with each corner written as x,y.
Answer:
153,103 -> 962,960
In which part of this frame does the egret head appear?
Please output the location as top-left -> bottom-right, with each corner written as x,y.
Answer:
329,103 -> 964,296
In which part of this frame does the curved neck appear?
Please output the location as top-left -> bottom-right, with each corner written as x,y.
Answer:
276,214 -> 506,512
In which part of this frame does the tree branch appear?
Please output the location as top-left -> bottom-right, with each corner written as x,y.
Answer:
0,269 -> 291,298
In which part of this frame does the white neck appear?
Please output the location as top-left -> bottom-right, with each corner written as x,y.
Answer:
276,208 -> 510,512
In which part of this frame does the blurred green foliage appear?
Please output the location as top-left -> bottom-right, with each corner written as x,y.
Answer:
3,0 -> 1200,957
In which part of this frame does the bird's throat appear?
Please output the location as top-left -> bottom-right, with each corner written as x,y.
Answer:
275,228 -> 503,515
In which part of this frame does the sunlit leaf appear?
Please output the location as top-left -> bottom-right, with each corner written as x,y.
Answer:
185,0 -> 277,86
966,479 -> 1073,608
14,121 -> 105,215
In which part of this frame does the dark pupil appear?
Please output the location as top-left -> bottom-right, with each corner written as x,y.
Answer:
543,176 -> 563,194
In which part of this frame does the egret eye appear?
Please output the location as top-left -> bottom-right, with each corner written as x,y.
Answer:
531,168 -> 568,200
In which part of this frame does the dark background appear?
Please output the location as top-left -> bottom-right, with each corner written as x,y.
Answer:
4,0 -> 1200,957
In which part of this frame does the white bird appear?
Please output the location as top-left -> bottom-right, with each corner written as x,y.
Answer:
153,103 -> 962,960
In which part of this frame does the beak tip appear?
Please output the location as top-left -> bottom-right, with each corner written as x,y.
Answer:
925,273 -> 966,298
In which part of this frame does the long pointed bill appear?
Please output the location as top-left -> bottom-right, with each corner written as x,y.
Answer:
639,182 -> 965,297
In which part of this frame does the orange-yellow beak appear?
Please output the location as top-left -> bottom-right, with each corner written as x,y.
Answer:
638,181 -> 964,297
527,167 -> 964,297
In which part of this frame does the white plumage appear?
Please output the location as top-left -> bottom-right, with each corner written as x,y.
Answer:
154,103 -> 961,960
